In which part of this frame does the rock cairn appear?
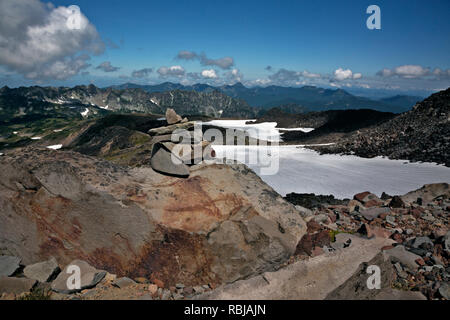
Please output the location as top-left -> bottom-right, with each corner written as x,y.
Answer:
148,109 -> 215,177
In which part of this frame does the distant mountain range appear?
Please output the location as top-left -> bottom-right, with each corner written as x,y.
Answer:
0,84 -> 256,123
112,82 -> 423,113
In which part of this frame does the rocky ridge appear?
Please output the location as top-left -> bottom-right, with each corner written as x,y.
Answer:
315,88 -> 450,166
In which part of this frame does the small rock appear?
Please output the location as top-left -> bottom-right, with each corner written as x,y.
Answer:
0,256 -> 21,277
103,272 -> 117,283
313,214 -> 328,224
148,284 -> 158,297
183,286 -> 194,295
51,260 -> 106,294
152,278 -> 165,289
385,215 -> 397,226
175,283 -> 185,289
410,236 -> 434,250
134,277 -> 148,284
23,257 -> 60,283
353,191 -> 371,203
165,108 -> 182,125
348,199 -> 363,212
444,231 -> 450,254
421,213 -> 435,222
112,277 -> 136,288
193,286 -> 204,294
173,293 -> 184,300
389,196 -> 405,208
360,207 -> 390,221
295,205 -> 313,218
438,283 -> 449,299
357,223 -> 374,239
161,289 -> 171,300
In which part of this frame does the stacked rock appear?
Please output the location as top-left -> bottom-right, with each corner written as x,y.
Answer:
148,109 -> 215,177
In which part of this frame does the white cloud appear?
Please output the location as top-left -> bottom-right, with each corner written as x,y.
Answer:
333,68 -> 362,81
375,64 -> 450,80
393,65 -> 429,78
0,0 -> 104,80
201,69 -> 218,79
157,65 -> 186,77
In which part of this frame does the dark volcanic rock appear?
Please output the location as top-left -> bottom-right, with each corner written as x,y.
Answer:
284,193 -> 348,209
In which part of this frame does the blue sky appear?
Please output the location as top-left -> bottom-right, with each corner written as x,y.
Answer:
0,0 -> 449,96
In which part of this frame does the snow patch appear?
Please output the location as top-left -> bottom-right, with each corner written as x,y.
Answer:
31,137 -> 42,140
81,108 -> 89,117
213,145 -> 450,199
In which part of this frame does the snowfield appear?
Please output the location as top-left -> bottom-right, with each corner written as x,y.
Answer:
202,120 -> 314,142
212,144 -> 450,199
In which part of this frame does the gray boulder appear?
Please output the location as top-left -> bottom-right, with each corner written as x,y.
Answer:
360,207 -> 390,221
150,143 -> 190,177
23,257 -> 60,283
410,236 -> 434,250
0,256 -> 21,277
0,277 -> 36,295
51,260 -> 106,294
383,245 -> 422,271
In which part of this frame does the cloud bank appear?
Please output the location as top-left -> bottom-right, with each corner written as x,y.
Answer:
0,0 -> 104,80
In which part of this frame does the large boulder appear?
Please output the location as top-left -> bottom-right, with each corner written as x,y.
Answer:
0,148 -> 306,287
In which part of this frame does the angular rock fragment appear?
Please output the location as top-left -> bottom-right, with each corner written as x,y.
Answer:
112,277 -> 136,288
23,257 -> 60,283
51,260 -> 106,294
165,108 -> 183,125
150,143 -> 190,177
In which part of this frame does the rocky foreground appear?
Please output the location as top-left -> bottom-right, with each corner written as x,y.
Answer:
0,175 -> 448,299
0,145 -> 306,299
